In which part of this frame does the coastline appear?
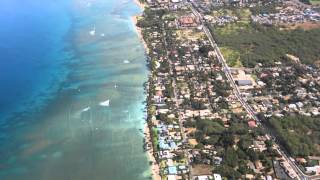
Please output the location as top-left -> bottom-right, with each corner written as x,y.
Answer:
131,15 -> 149,54
144,124 -> 161,180
132,1 -> 160,180
134,0 -> 146,9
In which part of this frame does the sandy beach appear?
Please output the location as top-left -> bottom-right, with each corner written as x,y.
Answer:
131,15 -> 149,54
132,0 -> 160,179
145,124 -> 161,180
132,0 -> 149,54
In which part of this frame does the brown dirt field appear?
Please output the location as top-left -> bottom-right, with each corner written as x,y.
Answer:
185,127 -> 197,135
314,60 -> 320,68
232,107 -> 244,113
190,164 -> 213,176
281,22 -> 320,30
188,139 -> 198,146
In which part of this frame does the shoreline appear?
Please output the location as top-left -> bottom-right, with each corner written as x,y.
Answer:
144,123 -> 161,180
132,0 -> 160,179
131,15 -> 149,54
133,0 -> 145,9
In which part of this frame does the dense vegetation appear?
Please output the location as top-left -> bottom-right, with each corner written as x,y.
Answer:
186,115 -> 277,179
299,0 -> 312,5
211,23 -> 320,67
267,115 -> 320,157
250,1 -> 282,15
137,8 -> 167,28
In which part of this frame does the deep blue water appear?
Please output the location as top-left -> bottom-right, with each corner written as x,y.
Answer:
0,0 -> 150,179
0,0 -> 71,122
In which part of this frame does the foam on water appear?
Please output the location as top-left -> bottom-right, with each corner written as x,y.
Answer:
82,106 -> 91,112
99,100 -> 110,107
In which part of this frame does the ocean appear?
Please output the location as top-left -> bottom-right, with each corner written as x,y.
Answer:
0,0 -> 151,179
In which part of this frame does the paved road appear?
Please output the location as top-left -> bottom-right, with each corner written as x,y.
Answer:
189,4 -> 320,180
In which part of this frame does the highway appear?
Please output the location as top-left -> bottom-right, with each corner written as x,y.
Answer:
191,5 -> 259,122
189,3 -> 320,180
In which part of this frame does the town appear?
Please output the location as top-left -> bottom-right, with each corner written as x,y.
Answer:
136,0 -> 320,179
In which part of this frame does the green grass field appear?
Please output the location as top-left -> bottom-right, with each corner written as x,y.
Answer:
220,47 -> 243,67
212,22 -> 320,67
310,0 -> 320,5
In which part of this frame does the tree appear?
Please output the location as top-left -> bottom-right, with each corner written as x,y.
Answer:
214,165 -> 241,179
224,147 -> 238,168
219,133 -> 235,148
247,149 -> 259,162
195,130 -> 205,143
199,45 -> 212,57
238,135 -> 252,150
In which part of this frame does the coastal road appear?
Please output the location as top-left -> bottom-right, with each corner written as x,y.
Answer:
189,4 -> 320,180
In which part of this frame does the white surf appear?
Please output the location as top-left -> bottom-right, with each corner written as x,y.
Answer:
89,26 -> 96,36
82,107 -> 91,112
99,100 -> 110,107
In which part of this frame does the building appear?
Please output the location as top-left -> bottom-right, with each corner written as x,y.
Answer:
248,120 -> 257,128
305,166 -> 320,174
195,176 -> 212,180
168,166 -> 178,175
213,174 -> 222,180
236,80 -> 253,86
179,16 -> 197,27
168,175 -> 177,180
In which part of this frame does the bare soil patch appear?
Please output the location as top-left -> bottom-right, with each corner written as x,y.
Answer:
190,164 -> 213,176
281,22 -> 320,30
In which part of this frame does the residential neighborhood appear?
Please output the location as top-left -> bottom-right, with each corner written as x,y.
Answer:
137,0 -> 320,179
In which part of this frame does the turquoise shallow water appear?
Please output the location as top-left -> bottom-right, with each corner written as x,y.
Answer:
0,0 -> 150,179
